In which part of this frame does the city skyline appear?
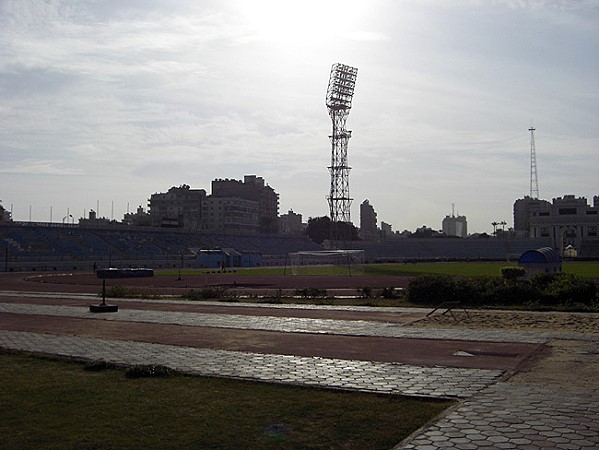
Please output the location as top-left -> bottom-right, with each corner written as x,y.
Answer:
1,0 -> 598,233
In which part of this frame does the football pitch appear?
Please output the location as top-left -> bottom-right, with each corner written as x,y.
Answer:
159,261 -> 599,278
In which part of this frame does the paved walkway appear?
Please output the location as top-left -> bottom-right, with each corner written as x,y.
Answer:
0,301 -> 557,343
0,330 -> 503,398
399,381 -> 599,449
1,294 -> 598,449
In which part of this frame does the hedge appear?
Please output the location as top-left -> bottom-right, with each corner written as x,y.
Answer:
407,273 -> 597,309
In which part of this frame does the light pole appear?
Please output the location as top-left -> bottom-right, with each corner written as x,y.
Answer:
326,63 -> 358,225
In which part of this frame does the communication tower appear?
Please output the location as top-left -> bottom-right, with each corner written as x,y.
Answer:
325,63 -> 358,223
529,125 -> 539,199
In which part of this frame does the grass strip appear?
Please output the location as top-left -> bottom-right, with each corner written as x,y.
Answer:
157,262 -> 599,278
0,351 -> 452,450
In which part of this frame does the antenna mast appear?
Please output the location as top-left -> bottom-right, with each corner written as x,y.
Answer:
325,63 -> 358,223
529,125 -> 539,199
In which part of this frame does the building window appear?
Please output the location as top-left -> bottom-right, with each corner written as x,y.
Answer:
559,208 -> 577,215
540,227 -> 549,237
589,226 -> 597,237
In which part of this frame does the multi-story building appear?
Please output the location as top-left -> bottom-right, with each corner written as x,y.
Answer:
359,199 -> 377,239
211,175 -> 279,234
380,221 -> 393,237
78,210 -> 115,227
514,195 -> 599,254
148,185 -> 206,229
123,205 -> 152,227
513,196 -> 551,236
279,209 -> 303,235
201,196 -> 259,234
147,176 -> 279,234
442,214 -> 468,237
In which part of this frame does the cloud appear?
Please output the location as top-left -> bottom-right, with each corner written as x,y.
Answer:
0,0 -> 597,230
0,159 -> 84,175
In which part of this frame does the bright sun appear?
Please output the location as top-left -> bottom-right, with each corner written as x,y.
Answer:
236,0 -> 365,44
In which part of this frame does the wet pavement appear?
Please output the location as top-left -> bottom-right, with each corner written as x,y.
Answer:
1,291 -> 598,449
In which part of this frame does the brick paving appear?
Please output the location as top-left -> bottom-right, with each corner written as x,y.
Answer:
1,293 -> 598,449
0,330 -> 502,398
397,382 -> 599,449
0,301 -> 560,343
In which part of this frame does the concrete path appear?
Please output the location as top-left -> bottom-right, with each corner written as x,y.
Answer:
1,293 -> 598,449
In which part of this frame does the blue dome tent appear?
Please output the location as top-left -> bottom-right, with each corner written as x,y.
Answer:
518,247 -> 562,275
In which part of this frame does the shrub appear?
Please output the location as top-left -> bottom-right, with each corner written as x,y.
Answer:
490,282 -> 542,306
538,273 -> 597,307
125,364 -> 175,378
182,287 -> 228,301
501,266 -> 526,281
407,272 -> 597,309
452,277 -> 485,306
101,285 -> 151,298
357,286 -> 373,298
264,289 -> 284,304
407,275 -> 457,305
84,360 -> 118,372
294,288 -> 328,299
380,287 -> 402,299
530,273 -> 558,291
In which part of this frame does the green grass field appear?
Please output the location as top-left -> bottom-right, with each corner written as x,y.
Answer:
1,351 -> 452,450
158,261 -> 599,278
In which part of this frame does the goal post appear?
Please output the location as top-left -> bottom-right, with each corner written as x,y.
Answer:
288,249 -> 365,276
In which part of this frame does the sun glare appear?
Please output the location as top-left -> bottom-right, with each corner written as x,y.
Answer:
236,0 -> 365,44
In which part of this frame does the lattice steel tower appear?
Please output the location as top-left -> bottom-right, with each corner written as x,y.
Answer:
326,63 -> 358,223
529,125 -> 539,199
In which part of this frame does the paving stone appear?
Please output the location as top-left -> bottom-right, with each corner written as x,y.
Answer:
395,382 -> 599,449
2,299 -> 599,450
0,330 -> 501,398
0,302 -> 559,343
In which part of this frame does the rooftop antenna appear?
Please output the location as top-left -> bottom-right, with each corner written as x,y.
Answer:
325,63 -> 358,223
529,123 -> 539,199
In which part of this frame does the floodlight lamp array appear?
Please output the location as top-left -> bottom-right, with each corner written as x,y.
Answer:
326,63 -> 358,110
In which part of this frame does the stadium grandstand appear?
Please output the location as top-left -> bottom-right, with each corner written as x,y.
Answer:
329,238 -> 555,263
0,222 -> 322,272
3,222 -> 587,273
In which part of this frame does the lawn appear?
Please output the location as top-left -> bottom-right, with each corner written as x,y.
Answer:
158,261 -> 599,278
0,351 -> 452,450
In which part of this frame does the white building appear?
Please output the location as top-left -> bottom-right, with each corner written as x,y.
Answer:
442,214 -> 467,237
514,195 -> 599,256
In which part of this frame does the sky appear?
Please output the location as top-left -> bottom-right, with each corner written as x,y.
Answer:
1,0 -> 598,234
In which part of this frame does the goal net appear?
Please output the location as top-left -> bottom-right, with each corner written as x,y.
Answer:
288,250 -> 365,276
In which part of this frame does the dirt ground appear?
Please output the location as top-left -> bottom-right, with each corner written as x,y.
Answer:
509,339 -> 599,391
413,310 -> 599,391
411,309 -> 599,334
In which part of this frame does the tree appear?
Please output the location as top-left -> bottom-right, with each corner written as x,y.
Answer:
305,216 -> 360,244
0,200 -> 11,222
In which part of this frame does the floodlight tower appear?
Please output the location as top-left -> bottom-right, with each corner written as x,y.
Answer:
326,63 -> 358,223
529,125 -> 539,199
